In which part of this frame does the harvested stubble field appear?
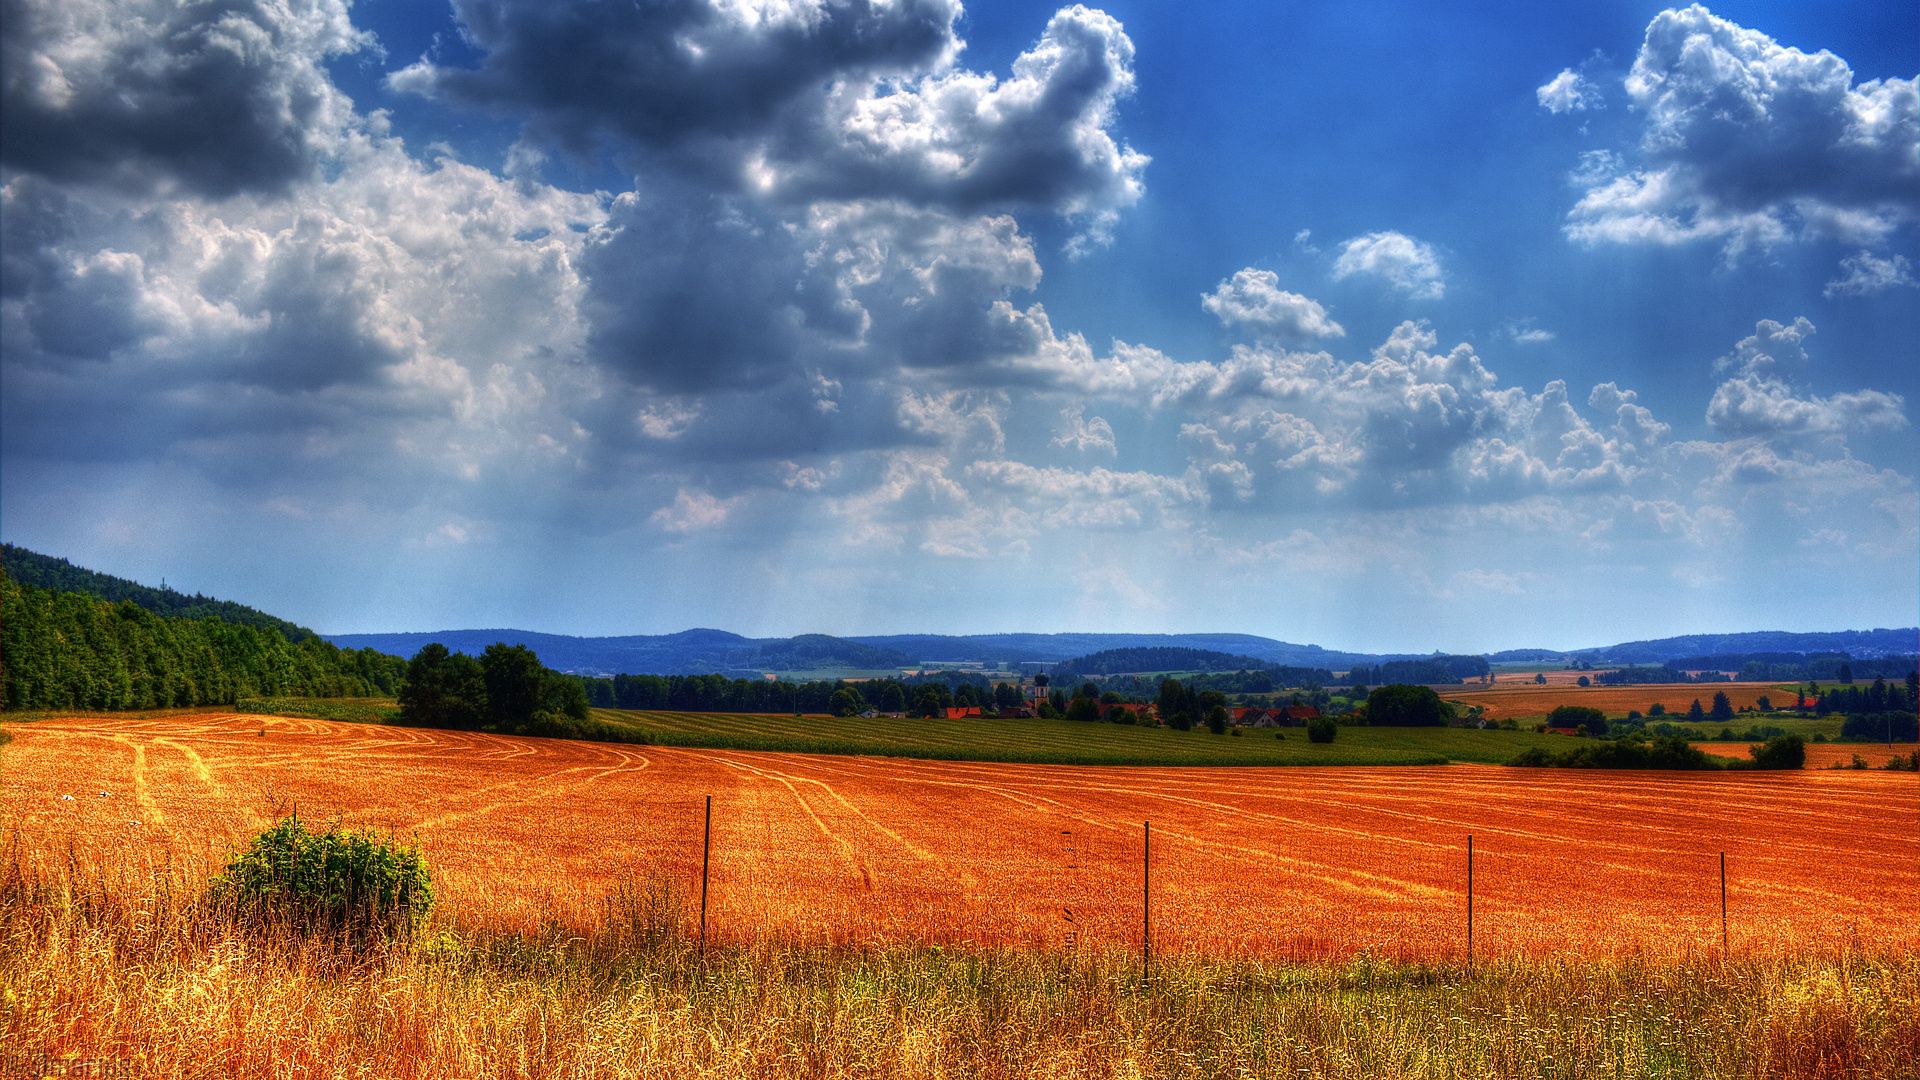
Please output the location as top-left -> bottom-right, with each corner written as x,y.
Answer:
1696,741 -> 1915,769
1440,681 -> 1793,720
3,713 -> 1915,959
1486,669 -> 1620,686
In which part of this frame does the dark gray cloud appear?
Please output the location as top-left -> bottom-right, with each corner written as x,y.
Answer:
1,0 -> 366,197
1,133 -> 606,491
393,2 -> 1145,233
760,5 -> 1146,225
0,175 -> 72,297
579,190 -> 1062,396
579,185 -> 864,393
390,0 -> 960,151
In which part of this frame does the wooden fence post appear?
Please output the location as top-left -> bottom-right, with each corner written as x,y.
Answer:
1720,850 -> 1728,956
1142,820 -> 1151,987
1467,833 -> 1474,964
699,794 -> 712,956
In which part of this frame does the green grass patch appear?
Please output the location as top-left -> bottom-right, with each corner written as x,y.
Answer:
1654,716 -> 1844,740
584,709 -> 1570,766
235,697 -> 404,724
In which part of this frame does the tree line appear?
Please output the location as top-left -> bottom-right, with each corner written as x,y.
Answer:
1815,675 -> 1920,742
1,569 -> 404,710
1593,654 -> 1918,685
1810,674 -> 1918,717
1052,646 -> 1269,677
1345,655 -> 1490,685
579,671 -> 1024,715
396,643 -> 590,736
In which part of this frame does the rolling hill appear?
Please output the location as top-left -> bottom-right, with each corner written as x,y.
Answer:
323,628 -> 1392,675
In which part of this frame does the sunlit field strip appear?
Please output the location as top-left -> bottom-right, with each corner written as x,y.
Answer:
4,712 -> 1914,961
1438,682 -> 1799,720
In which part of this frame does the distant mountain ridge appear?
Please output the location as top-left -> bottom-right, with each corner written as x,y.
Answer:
322,628 -> 1398,676
7,542 -> 1907,679
1565,628 -> 1917,665
322,626 -> 1918,677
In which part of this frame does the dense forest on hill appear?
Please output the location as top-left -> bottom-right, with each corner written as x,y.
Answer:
0,565 -> 403,711
1,544 -> 317,642
1346,655 -> 1491,685
1052,646 -> 1268,676
745,634 -> 909,670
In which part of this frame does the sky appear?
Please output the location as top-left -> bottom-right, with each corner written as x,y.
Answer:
1,0 -> 1916,652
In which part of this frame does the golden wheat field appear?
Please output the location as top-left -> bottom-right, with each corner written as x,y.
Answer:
2,713 -> 1916,959
1440,681 -> 1792,720
1695,741 -> 1914,769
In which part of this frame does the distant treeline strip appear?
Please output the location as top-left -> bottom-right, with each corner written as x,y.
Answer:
1595,654 -> 1919,684
1052,646 -> 1274,677
1,570 -> 404,711
581,671 -> 1002,714
1347,656 -> 1491,685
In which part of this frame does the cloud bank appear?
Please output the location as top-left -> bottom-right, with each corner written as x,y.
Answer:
0,0 -> 1913,641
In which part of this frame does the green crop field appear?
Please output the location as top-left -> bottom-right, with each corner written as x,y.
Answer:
1651,715 -> 1845,740
582,708 -> 1571,766
234,696 -> 401,724
216,697 -> 1595,766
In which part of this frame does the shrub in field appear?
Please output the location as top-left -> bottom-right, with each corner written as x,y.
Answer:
1307,716 -> 1337,743
1365,684 -> 1450,726
1745,734 -> 1806,770
212,815 -> 431,941
1546,705 -> 1607,736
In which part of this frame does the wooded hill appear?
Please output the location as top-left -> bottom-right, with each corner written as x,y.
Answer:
2,544 -> 317,641
1054,646 -> 1292,677
1,548 -> 403,711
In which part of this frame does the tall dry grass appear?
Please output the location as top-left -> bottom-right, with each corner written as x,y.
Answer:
3,839 -> 1916,1080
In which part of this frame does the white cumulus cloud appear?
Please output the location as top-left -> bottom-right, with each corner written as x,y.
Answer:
1201,268 -> 1344,341
1564,6 -> 1919,259
1824,250 -> 1917,298
1332,231 -> 1445,299
1705,317 -> 1907,438
1537,68 -> 1602,114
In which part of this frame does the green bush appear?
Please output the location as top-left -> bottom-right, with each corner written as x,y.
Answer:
212,815 -> 432,941
1364,684 -> 1450,726
1546,704 -> 1607,736
1745,733 -> 1806,770
1307,716 -> 1337,744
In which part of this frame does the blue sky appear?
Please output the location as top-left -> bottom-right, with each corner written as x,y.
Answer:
2,0 -> 1916,651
